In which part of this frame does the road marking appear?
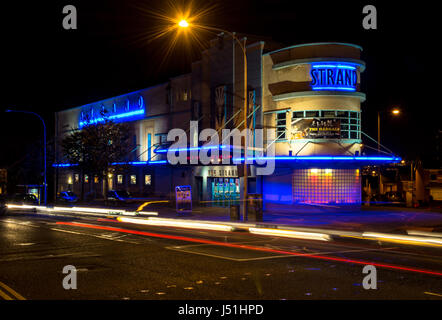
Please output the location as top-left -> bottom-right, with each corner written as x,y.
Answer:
0,220 -> 41,228
0,281 -> 26,300
0,252 -> 100,263
50,228 -> 140,244
424,291 -> 442,298
0,288 -> 13,300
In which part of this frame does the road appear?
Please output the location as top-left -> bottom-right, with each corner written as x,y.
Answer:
1,210 -> 442,300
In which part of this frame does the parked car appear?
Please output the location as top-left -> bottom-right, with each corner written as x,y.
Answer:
0,196 -> 7,215
8,193 -> 39,205
383,191 -> 405,203
57,191 -> 78,203
107,190 -> 132,203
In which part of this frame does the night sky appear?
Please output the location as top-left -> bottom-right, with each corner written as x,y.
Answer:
0,0 -> 439,173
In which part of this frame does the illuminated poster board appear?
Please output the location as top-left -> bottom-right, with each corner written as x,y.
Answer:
291,118 -> 341,140
176,185 -> 192,213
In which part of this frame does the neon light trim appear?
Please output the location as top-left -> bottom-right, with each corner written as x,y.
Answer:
232,156 -> 401,162
79,109 -> 145,128
312,86 -> 356,91
155,145 -> 229,153
310,62 -> 358,92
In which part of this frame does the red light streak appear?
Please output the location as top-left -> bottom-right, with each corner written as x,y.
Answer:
56,221 -> 442,277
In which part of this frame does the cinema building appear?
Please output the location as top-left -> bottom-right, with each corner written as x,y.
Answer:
54,37 -> 400,206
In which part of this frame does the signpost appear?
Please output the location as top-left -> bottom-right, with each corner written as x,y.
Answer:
175,185 -> 192,213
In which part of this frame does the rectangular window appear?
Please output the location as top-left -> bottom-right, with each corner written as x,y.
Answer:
94,176 -> 99,184
130,175 -> 137,185
292,111 -> 304,118
276,112 -> 287,140
74,174 -> 79,183
117,175 -> 123,184
322,111 -> 336,118
84,175 -> 89,183
145,175 -> 151,186
305,111 -> 319,118
336,111 -> 349,117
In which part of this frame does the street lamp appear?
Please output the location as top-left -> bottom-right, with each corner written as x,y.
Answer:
177,20 -> 249,219
5,109 -> 47,206
377,107 -> 401,153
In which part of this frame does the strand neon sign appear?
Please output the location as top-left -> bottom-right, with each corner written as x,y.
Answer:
310,63 -> 358,92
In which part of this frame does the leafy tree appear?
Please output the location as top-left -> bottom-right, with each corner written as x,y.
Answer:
61,115 -> 132,201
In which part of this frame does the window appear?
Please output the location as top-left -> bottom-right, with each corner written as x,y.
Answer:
130,175 -> 137,185
293,111 -> 304,118
74,174 -> 79,183
94,176 -> 99,184
145,175 -> 151,186
67,176 -> 73,185
289,109 -> 361,140
322,111 -> 336,118
305,111 -> 319,118
276,112 -> 287,140
84,175 -> 89,183
117,175 -> 123,184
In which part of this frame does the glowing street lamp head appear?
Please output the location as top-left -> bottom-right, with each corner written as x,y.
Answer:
392,108 -> 400,115
178,19 -> 189,28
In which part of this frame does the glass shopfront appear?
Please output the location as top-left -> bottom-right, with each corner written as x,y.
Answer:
210,177 -> 240,206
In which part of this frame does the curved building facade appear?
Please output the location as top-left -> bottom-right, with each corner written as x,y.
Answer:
54,38 -> 399,208
261,43 -> 367,205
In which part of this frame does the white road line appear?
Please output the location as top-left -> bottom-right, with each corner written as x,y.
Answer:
50,228 -> 140,244
165,246 -> 245,261
0,220 -> 41,228
0,252 -> 100,263
170,239 -> 275,249
166,243 -> 397,262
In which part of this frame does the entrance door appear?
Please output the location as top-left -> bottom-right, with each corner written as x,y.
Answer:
210,178 -> 240,206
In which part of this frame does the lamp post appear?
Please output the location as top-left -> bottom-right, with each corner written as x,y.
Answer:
178,20 -> 249,219
376,107 -> 400,196
5,109 -> 47,206
377,108 -> 400,153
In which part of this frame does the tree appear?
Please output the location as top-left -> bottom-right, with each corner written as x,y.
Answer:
61,116 -> 132,201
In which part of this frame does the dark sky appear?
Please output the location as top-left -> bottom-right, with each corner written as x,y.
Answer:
0,0 -> 439,169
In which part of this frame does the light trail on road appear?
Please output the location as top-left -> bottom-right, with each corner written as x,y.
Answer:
56,221 -> 442,277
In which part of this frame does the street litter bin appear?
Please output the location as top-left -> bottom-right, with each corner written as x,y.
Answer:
230,204 -> 240,221
247,194 -> 263,222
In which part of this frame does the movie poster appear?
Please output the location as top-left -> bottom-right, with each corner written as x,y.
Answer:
291,118 -> 341,139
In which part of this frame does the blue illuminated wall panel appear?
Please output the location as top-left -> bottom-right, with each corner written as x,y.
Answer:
262,171 -> 293,204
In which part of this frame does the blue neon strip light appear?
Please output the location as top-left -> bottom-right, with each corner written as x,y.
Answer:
54,156 -> 400,168
79,109 -> 145,128
52,163 -> 79,168
155,145 -> 229,153
232,156 -> 401,162
311,86 -> 356,92
53,160 -> 167,167
312,64 -> 356,70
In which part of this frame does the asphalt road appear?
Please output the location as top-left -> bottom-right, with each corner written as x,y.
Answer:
1,210 -> 442,300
